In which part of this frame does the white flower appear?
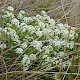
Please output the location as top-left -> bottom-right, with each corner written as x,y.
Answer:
57,23 -> 65,30
61,40 -> 66,46
54,41 -> 63,48
7,6 -> 14,12
42,28 -> 54,37
20,23 -> 26,27
20,25 -> 27,32
29,54 -> 36,60
69,30 -> 75,39
2,28 -> 7,33
17,13 -> 23,19
31,40 -> 42,51
36,14 -> 42,19
22,54 -> 30,66
35,30 -> 42,37
64,24 -> 70,28
6,28 -> 20,44
5,11 -> 14,18
53,57 -> 59,65
19,10 -> 25,14
11,18 -> 20,27
48,19 -> 55,27
17,10 -> 25,19
42,29 -> 48,35
42,55 -> 48,59
54,28 -> 60,35
58,51 -> 64,57
23,17 -> 27,22
37,20 -> 45,29
44,16 -> 50,20
11,36 -> 21,44
22,54 -> 29,61
23,17 -> 33,23
41,11 -> 47,16
61,29 -> 68,38
43,46 -> 50,54
7,23 -> 12,27
48,45 -> 53,51
53,51 -> 57,56
45,57 -> 51,62
22,54 -> 30,71
21,42 -> 27,49
0,43 -> 6,49
67,41 -> 74,49
26,25 -> 35,34
47,29 -> 54,36
15,48 -> 23,54
53,40 -> 61,48
43,45 -> 53,54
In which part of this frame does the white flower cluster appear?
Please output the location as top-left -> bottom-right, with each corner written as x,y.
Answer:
7,6 -> 14,12
17,10 -> 25,20
0,43 -> 6,49
22,54 -> 36,71
31,40 -> 42,51
0,6 -> 79,70
15,48 -> 23,54
11,18 -> 20,28
3,27 -> 21,44
4,6 -> 14,18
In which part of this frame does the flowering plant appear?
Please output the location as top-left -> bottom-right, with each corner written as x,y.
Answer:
0,6 -> 79,72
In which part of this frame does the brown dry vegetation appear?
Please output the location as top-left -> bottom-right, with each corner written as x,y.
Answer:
0,0 -> 80,25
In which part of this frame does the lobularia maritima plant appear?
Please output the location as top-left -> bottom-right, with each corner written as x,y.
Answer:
0,6 -> 79,72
